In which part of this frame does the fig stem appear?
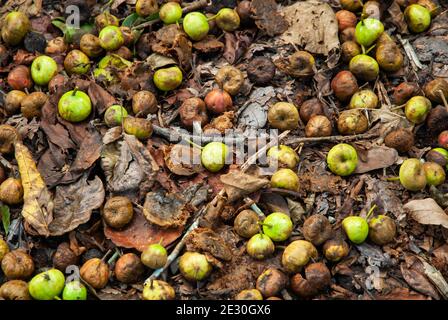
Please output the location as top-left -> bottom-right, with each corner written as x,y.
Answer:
365,44 -> 376,55
54,296 -> 62,300
438,90 -> 448,112
185,138 -> 203,150
386,176 -> 400,181
245,198 -> 267,220
366,204 -> 377,220
72,87 -> 79,96
107,248 -> 120,265
361,45 -> 366,55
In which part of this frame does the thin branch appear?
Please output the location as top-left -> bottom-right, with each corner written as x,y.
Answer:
284,131 -> 380,146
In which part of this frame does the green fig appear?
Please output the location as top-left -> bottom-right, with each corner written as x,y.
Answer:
262,212 -> 293,242
399,158 -> 427,191
355,18 -> 384,47
342,216 -> 369,244
404,4 -> 431,33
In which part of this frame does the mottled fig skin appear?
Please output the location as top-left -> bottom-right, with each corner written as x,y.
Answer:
136,0 -> 159,17
215,66 -> 244,95
132,91 -> 158,117
99,26 -> 124,51
80,34 -> 104,58
341,41 -> 361,63
405,4 -> 431,33
204,89 -> 233,114
423,162 -> 445,186
104,105 -> 128,127
349,89 -> 378,109
159,2 -> 182,24
323,238 -> 349,262
216,8 -> 240,32
267,145 -> 299,169
102,196 -> 134,228
234,210 -> 260,238
256,268 -> 288,298
178,252 -> 212,281
141,243 -> 167,269
405,96 -> 431,124
80,258 -> 110,289
340,0 -> 363,12
20,91 -> 48,119
392,82 -> 421,105
1,12 -> 30,46
64,50 -> 90,75
424,78 -> 448,104
331,71 -> 359,102
384,128 -> 414,153
376,42 -> 404,72
281,240 -> 318,273
262,212 -> 293,242
268,102 -> 299,131
336,10 -> 357,31
270,169 -> 300,192
1,249 -> 34,280
349,54 -> 379,82
337,109 -> 369,135
399,158 -> 427,191
7,65 -> 33,90
5,90 -> 27,115
235,289 -> 263,300
143,280 -> 175,300
305,115 -> 332,137
303,215 -> 333,246
114,253 -> 145,284
368,215 -> 397,245
123,117 -> 153,140
153,66 -> 183,91
326,143 -> 358,176
247,234 -> 275,260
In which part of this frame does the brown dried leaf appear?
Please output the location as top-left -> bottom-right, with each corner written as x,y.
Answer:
387,1 -> 408,34
354,146 -> 399,174
88,82 -> 116,115
142,190 -> 189,228
15,141 -> 53,236
49,175 -> 105,236
279,1 -> 339,56
193,36 -> 225,53
104,208 -> 183,252
251,0 -> 289,36
400,255 -> 440,299
185,228 -> 233,261
377,288 -> 428,300
220,171 -> 270,202
403,198 -> 448,229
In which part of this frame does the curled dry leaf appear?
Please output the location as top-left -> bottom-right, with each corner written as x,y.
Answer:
15,141 -> 54,237
104,208 -> 183,252
143,190 -> 190,228
400,255 -> 440,299
87,82 -> 116,115
279,1 -> 339,57
403,198 -> 448,229
185,227 -> 233,261
164,144 -> 203,176
49,175 -> 105,236
354,146 -> 399,174
220,171 -> 270,202
251,0 -> 289,36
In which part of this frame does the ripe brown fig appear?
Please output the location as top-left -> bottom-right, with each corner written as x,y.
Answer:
291,262 -> 331,298
234,209 -> 260,238
426,106 -> 448,134
114,253 -> 145,284
0,178 -> 23,205
80,34 -> 104,58
341,41 -> 361,63
336,10 -> 358,31
53,242 -> 79,272
48,74 -> 68,94
247,57 -> 276,85
384,128 -> 415,153
0,125 -> 20,154
132,90 -> 158,117
368,215 -> 397,245
323,238 -> 350,262
235,289 -> 263,300
123,117 -> 153,140
392,82 -> 421,105
7,65 -> 32,90
376,41 -> 404,72
103,196 -> 134,229
204,89 -> 233,114
287,51 -> 315,77
362,0 -> 382,19
95,12 -> 119,29
340,0 -> 363,12
438,131 -> 448,148
45,37 -> 67,55
268,102 -> 299,131
337,109 -> 369,135
215,66 -> 244,96
256,268 -> 288,298
305,115 -> 332,137
331,70 -> 359,102
0,280 -> 31,300
340,27 -> 356,42
4,90 -> 27,115
299,98 -> 324,123
80,258 -> 110,289
136,0 -> 159,17
179,97 -> 209,129
424,78 -> 448,104
1,249 -> 34,280
303,215 -> 333,246
20,91 -> 47,119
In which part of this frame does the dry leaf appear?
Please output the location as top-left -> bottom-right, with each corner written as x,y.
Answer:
354,146 -> 399,174
400,255 -> 440,299
143,190 -> 189,228
49,175 -> 105,236
403,198 -> 448,229
220,171 -> 270,202
251,0 -> 289,36
15,141 -> 53,236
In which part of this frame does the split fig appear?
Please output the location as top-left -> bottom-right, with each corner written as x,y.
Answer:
179,97 -> 208,129
256,268 -> 288,298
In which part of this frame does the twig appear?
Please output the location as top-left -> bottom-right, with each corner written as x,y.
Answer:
397,34 -> 424,71
133,0 -> 209,30
284,131 -> 379,146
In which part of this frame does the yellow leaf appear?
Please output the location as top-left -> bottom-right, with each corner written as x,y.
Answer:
15,141 -> 53,236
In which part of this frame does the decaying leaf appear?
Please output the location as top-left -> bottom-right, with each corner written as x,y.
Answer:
220,171 -> 270,202
403,198 -> 448,229
49,175 -> 105,236
251,0 -> 289,36
143,190 -> 190,228
279,1 -> 339,57
164,144 -> 203,176
185,228 -> 233,261
354,146 -> 399,174
104,208 -> 183,252
15,141 -> 54,237
400,255 -> 440,299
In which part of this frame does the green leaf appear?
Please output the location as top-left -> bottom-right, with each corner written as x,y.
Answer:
122,13 -> 141,27
1,205 -> 10,236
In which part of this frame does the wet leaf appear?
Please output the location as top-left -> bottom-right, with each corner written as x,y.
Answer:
49,175 -> 105,236
403,198 -> 448,229
15,141 -> 54,237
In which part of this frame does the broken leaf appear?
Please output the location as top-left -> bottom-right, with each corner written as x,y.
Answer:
220,171 -> 270,202
403,198 -> 448,229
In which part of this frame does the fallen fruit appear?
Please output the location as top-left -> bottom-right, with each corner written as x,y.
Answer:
103,196 -> 134,229
337,109 -> 369,135
153,66 -> 183,91
1,249 -> 34,280
28,269 -> 65,300
349,54 -> 380,81
4,90 -> 26,116
136,0 -> 159,17
141,243 -> 168,269
423,162 -> 445,186
183,12 -> 210,41
178,252 -> 212,281
305,115 -> 332,137
215,65 -> 244,96
52,242 -> 79,272
341,41 -> 362,63
424,78 -> 448,104
282,240 -> 318,273
247,57 -> 276,86
340,0 -> 363,12
268,102 -> 299,131
247,234 -> 275,260
204,89 -> 233,114
404,4 -> 431,33
0,125 -> 20,154
349,89 -> 378,109
31,55 -> 58,86
0,178 -> 24,205
104,105 -> 128,127
80,34 -> 104,58
115,253 -> 145,284
331,70 -> 359,102
342,216 -> 369,244
1,11 -> 30,46
62,281 -> 87,300
235,289 -> 263,300
234,209 -> 260,238
0,238 -> 9,263
159,2 -> 183,24
7,65 -> 32,91
64,49 -> 90,75
123,117 -> 153,140
20,91 -> 47,119
270,168 -> 299,191
216,8 -> 240,32
256,268 -> 288,298
142,280 -> 175,300
405,96 -> 431,124
426,148 -> 448,168
392,82 -> 422,105
376,41 -> 404,72
58,89 -> 92,122
368,215 -> 397,245
399,158 -> 427,191
303,215 -> 333,246
267,145 -> 299,169
0,280 -> 31,300
384,128 -> 415,153
336,10 -> 357,31
99,26 -> 124,51
179,97 -> 209,128
201,141 -> 228,172
95,12 -> 119,29
132,90 -> 158,117
291,262 -> 331,298
80,258 -> 110,289
262,212 -> 293,242
355,18 -> 384,47
323,238 -> 350,262
326,143 -> 358,176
